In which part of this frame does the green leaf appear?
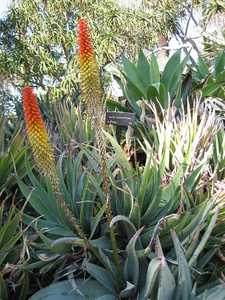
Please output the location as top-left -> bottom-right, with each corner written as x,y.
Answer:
155,237 -> 175,300
50,237 -> 85,254
189,209 -> 219,267
0,211 -> 20,248
137,50 -> 151,86
90,237 -> 112,250
147,85 -> 159,101
30,279 -> 111,300
171,231 -> 193,300
157,259 -> 175,300
197,285 -> 225,300
105,131 -> 134,179
202,82 -> 222,97
159,83 -> 168,108
106,100 -> 128,112
161,164 -> 184,202
214,50 -> 225,77
184,165 -> 204,193
138,161 -> 160,214
79,175 -> 94,232
129,201 -> 141,229
143,257 -> 162,299
17,178 -> 58,225
196,57 -> 209,80
149,54 -> 160,84
124,227 -> 144,286
124,82 -> 143,113
90,204 -> 106,239
114,75 -> 142,112
18,272 -> 29,300
215,70 -> 225,84
122,56 -> 146,97
0,273 -> 8,300
0,209 -> 22,265
161,50 -> 182,99
85,263 -> 116,294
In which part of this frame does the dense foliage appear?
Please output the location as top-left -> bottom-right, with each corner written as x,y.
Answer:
0,1 -> 224,300
0,0 -> 187,102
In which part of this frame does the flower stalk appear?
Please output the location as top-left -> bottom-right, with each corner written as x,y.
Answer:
22,86 -> 85,238
78,18 -> 122,288
78,18 -> 111,208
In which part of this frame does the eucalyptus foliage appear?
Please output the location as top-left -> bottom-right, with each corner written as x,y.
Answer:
0,0 -> 188,101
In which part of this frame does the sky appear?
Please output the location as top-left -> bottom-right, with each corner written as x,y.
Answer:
0,0 -> 12,15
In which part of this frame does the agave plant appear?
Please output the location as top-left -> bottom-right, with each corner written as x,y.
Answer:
108,49 -> 225,123
108,49 -> 189,116
102,99 -> 224,286
192,50 -> 225,100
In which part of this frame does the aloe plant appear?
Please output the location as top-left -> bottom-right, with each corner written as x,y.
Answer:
0,117 -> 27,195
30,279 -> 112,300
10,14 -> 225,300
30,230 -> 225,300
212,129 -> 225,180
17,150 -> 112,275
55,101 -> 94,148
0,202 -> 29,300
18,95 -> 224,295
18,131 -> 223,295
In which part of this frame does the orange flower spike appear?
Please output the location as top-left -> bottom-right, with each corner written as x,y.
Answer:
22,87 -> 58,187
78,18 -> 102,115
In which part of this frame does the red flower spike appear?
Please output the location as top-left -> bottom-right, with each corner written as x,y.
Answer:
77,18 -> 103,117
22,86 -> 58,188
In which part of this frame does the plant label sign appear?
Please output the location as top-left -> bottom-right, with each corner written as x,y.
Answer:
105,112 -> 135,127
